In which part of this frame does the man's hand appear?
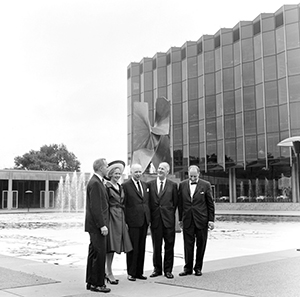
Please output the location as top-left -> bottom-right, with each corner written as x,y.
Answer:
100,226 -> 108,236
208,221 -> 214,230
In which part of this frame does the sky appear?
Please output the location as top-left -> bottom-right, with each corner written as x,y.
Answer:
0,0 -> 299,172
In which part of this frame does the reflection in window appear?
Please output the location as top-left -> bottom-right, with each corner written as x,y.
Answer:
187,57 -> 197,78
257,134 -> 266,159
173,104 -> 182,124
263,31 -> 275,56
254,35 -> 262,59
225,139 -> 236,164
237,137 -> 244,162
290,102 -> 300,129
243,62 -> 255,86
244,111 -> 256,135
172,83 -> 182,103
267,133 -> 280,158
242,39 -> 254,62
206,118 -> 217,141
278,78 -> 287,104
255,84 -> 263,109
288,75 -> 300,102
223,68 -> 234,91
205,95 -> 216,118
255,59 -> 263,84
286,23 -> 300,49
245,136 -> 257,161
172,62 -> 182,83
224,91 -> 235,114
276,27 -> 285,53
235,89 -> 242,113
279,104 -> 289,131
205,73 -> 215,95
189,144 -> 199,165
189,122 -> 199,143
265,81 -> 278,106
173,147 -> 183,167
173,125 -> 183,145
225,115 -> 236,138
217,116 -> 223,139
257,109 -> 265,134
216,94 -> 223,117
264,56 -> 277,81
199,120 -> 204,142
277,52 -> 286,79
223,45 -> 233,68
287,48 -> 300,75
188,100 -> 198,121
236,113 -> 243,137
204,51 -> 215,73
285,8 -> 298,24
234,65 -> 241,88
262,16 -> 275,31
243,86 -> 255,110
266,107 -> 279,132
188,78 -> 198,100
233,42 -> 240,65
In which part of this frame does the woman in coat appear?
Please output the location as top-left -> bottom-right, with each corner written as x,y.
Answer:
105,160 -> 132,284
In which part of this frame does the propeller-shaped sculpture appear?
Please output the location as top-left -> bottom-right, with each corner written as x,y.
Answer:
132,97 -> 171,173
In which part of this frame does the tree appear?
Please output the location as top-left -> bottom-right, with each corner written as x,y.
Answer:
14,144 -> 81,171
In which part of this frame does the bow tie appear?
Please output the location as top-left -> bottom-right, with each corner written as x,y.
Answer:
190,182 -> 198,185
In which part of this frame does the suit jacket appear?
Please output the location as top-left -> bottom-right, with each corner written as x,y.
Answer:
123,179 -> 150,228
84,174 -> 109,234
178,178 -> 215,229
148,179 -> 178,229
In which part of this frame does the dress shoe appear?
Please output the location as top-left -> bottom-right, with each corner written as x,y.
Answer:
127,275 -> 136,281
165,272 -> 174,279
86,283 -> 91,290
105,276 -> 119,285
150,271 -> 162,278
179,271 -> 192,276
194,270 -> 202,276
136,275 -> 147,280
90,285 -> 111,293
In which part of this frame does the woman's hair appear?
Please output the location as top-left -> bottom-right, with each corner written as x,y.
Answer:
107,167 -> 120,179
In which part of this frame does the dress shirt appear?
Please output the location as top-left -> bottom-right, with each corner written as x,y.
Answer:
95,173 -> 105,184
189,180 -> 198,198
157,178 -> 166,194
132,178 -> 143,196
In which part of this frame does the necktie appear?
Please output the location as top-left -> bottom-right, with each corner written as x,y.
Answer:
159,181 -> 164,194
136,181 -> 143,196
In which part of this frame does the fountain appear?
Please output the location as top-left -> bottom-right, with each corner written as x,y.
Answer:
55,172 -> 88,212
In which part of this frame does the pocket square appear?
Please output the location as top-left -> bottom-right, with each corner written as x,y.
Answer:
147,188 -> 149,192
201,191 -> 204,194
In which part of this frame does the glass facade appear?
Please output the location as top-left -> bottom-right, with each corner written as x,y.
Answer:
127,4 -> 300,203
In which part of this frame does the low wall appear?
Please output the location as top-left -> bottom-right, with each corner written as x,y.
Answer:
216,202 -> 300,212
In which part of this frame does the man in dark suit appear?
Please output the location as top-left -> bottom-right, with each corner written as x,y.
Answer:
85,158 -> 110,293
148,162 -> 178,279
178,165 -> 215,277
123,163 -> 150,281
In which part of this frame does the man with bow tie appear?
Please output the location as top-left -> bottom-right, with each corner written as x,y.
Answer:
178,165 -> 215,277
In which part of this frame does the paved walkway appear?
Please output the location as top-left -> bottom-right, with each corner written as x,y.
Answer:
0,210 -> 299,296
0,249 -> 300,297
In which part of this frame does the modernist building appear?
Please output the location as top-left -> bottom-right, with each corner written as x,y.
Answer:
127,4 -> 300,203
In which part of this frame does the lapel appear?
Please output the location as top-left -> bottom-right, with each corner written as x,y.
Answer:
131,178 -> 143,199
157,179 -> 167,197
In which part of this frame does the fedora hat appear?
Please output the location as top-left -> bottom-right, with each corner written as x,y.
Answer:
107,160 -> 125,176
